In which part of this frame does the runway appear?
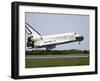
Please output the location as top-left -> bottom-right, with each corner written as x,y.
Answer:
26,54 -> 89,59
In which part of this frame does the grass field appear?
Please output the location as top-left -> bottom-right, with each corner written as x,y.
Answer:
26,50 -> 89,55
25,57 -> 89,68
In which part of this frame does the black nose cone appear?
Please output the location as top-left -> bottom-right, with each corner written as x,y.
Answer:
76,36 -> 84,41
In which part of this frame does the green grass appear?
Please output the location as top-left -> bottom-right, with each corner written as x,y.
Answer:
25,57 -> 89,68
26,50 -> 89,55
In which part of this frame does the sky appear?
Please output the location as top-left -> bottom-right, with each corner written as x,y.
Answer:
25,12 -> 89,50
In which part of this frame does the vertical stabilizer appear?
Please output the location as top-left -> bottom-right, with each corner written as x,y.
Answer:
25,23 -> 42,40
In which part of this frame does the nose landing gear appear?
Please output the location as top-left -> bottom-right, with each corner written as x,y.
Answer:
76,36 -> 84,44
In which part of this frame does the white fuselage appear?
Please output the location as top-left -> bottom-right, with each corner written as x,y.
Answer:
25,23 -> 84,50
32,33 -> 78,48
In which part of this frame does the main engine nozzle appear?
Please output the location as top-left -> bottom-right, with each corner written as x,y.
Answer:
27,36 -> 34,47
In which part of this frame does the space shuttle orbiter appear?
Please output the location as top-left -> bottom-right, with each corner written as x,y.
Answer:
25,23 -> 84,50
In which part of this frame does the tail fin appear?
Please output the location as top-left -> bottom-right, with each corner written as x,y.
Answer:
25,23 -> 43,40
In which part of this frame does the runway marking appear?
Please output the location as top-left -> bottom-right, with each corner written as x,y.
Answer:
26,54 -> 89,59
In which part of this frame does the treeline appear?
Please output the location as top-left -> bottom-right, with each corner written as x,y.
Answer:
26,49 -> 89,55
